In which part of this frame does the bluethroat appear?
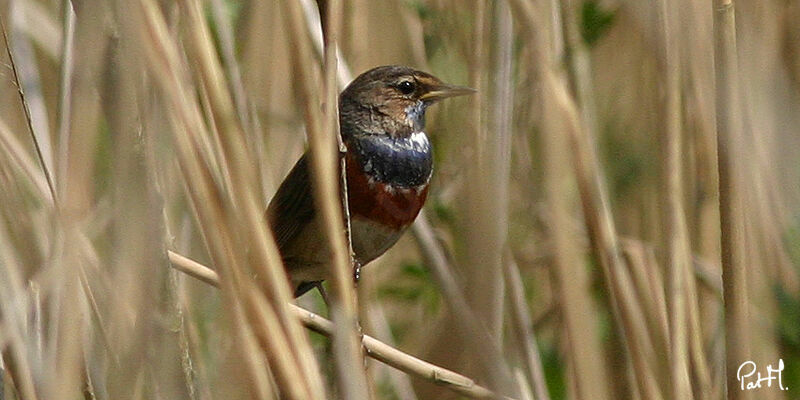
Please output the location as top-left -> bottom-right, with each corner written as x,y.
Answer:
267,65 -> 475,296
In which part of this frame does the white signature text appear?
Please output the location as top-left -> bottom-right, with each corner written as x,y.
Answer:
737,359 -> 788,391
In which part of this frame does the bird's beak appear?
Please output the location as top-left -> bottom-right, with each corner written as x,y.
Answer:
420,84 -> 477,102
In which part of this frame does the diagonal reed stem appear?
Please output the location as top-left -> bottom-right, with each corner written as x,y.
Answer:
167,250 -> 514,400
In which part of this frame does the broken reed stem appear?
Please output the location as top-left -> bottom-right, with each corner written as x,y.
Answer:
712,0 -> 750,398
166,250 -> 511,400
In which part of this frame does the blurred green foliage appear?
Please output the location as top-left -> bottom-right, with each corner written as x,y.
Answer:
775,286 -> 800,392
777,220 -> 800,393
581,0 -> 616,47
542,340 -> 567,400
599,122 -> 651,202
378,263 -> 440,312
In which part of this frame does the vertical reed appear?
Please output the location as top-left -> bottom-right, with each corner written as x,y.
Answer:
712,0 -> 750,398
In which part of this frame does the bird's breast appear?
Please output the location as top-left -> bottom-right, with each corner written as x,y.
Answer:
345,133 -> 432,231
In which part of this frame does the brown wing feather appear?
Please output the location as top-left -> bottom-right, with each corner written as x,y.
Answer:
266,153 -> 316,252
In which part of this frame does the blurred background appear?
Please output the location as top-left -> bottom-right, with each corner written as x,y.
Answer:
0,0 -> 798,399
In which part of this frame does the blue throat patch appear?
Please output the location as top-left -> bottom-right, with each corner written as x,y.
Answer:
349,131 -> 433,188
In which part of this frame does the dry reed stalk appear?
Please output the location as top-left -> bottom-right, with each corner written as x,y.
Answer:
461,0 -> 510,339
682,217 -> 714,397
576,3 -> 709,398
231,1 -> 292,198
712,0 -> 750,398
184,0 -> 324,391
281,0 -> 370,397
503,250 -> 551,400
175,287 -> 212,400
750,188 -> 799,293
551,1 -> 632,399
559,0 -> 597,137
508,0 -> 664,398
0,224 -> 39,400
132,1 -> 324,397
655,0 -> 693,396
362,299 -> 420,400
404,4 -> 519,396
5,4 -> 54,182
208,0 -> 269,198
230,304 -> 279,400
45,232 -> 86,399
12,1 -> 60,60
403,3 -> 488,394
681,16 -> 713,396
0,334 -> 39,400
398,5 -> 428,68
740,87 -> 795,400
0,19 -> 56,205
209,0 -> 250,135
166,250 -> 515,400
565,46 -> 667,400
466,0 -> 486,152
3,11 -> 87,399
59,1 -> 107,216
684,243 -> 714,394
411,212 -> 519,396
302,0 -> 353,90
98,53 -> 147,398
540,68 -> 611,400
319,0 -> 372,397
544,14 -> 659,387
0,0 -> 791,398
55,0 -> 74,199
620,239 -> 670,354
0,118 -> 51,200
101,19 -> 200,396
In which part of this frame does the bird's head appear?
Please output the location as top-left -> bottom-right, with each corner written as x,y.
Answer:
339,65 -> 475,138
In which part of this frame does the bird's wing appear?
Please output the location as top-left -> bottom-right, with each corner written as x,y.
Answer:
266,153 -> 316,251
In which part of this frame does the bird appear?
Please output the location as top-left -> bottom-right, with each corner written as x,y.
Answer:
267,65 -> 475,297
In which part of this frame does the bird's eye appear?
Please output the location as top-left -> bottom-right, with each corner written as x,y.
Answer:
397,80 -> 415,95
